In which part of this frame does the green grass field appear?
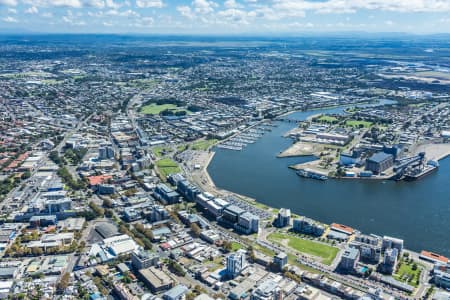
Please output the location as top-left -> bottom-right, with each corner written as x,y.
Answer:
153,146 -> 172,158
317,115 -> 338,123
177,144 -> 188,152
191,139 -> 218,151
231,242 -> 243,251
156,158 -> 181,178
393,259 -> 422,287
140,103 -> 191,115
345,120 -> 373,128
268,232 -> 339,265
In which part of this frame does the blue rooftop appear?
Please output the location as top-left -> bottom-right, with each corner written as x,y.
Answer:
367,152 -> 393,163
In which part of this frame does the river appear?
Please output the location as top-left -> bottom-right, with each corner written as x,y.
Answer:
208,103 -> 450,257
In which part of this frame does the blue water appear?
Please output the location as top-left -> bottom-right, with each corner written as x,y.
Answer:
208,103 -> 450,256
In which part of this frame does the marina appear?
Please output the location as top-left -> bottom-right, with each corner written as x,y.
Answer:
215,123 -> 274,151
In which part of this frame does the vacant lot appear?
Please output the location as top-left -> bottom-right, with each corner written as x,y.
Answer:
268,232 -> 339,265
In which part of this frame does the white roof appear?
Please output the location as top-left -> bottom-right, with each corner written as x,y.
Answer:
109,240 -> 138,256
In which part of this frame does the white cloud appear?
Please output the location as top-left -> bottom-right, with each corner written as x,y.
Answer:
62,14 -> 86,25
133,16 -> 154,27
23,0 -> 83,8
104,0 -> 121,8
105,9 -> 139,17
193,0 -> 217,14
51,0 -> 83,8
136,0 -> 164,8
0,0 -> 17,6
217,8 -> 248,24
273,0 -> 450,14
177,5 -> 195,19
2,16 -> 18,22
84,0 -> 104,8
25,6 -> 39,13
224,0 -> 242,9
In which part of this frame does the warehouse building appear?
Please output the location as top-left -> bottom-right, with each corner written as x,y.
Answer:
365,152 -> 394,174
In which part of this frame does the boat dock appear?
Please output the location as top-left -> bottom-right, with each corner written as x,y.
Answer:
215,122 -> 273,151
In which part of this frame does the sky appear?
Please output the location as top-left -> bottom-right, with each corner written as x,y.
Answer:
0,0 -> 450,34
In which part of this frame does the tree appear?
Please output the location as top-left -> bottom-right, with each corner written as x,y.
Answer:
168,259 -> 186,276
190,223 -> 201,238
412,263 -> 418,271
31,247 -> 43,256
222,241 -> 232,252
57,272 -> 71,293
89,201 -> 104,217
103,198 -> 113,208
105,209 -> 114,218
21,171 -> 31,180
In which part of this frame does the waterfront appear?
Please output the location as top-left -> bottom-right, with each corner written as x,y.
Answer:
208,106 -> 450,257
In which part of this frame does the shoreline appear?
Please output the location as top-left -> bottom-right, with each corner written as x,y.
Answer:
196,144 -> 450,258
197,149 -> 442,268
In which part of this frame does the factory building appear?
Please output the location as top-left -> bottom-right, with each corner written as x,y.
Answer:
365,152 -> 394,174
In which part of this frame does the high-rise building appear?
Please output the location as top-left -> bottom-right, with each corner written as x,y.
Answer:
292,217 -> 325,236
226,249 -> 247,278
273,252 -> 288,271
382,236 -> 404,253
381,248 -> 398,274
275,208 -> 291,227
236,211 -> 259,234
339,247 -> 360,272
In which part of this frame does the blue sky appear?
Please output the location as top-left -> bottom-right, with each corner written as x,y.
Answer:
0,0 -> 450,34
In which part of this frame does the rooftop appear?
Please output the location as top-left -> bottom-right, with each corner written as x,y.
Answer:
367,152 -> 393,164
